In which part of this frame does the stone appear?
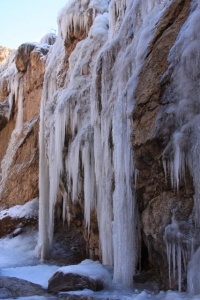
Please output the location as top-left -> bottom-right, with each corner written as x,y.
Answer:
48,272 -> 104,293
0,46 -> 13,66
0,43 -> 47,208
0,276 -> 46,299
0,215 -> 37,238
15,43 -> 36,72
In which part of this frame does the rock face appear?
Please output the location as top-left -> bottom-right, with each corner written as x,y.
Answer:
133,0 -> 193,289
0,43 -> 48,207
1,0 -> 200,293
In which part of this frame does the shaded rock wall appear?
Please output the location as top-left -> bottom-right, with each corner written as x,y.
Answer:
133,0 -> 193,289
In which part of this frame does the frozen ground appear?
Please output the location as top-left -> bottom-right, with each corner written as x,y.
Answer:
0,232 -> 200,299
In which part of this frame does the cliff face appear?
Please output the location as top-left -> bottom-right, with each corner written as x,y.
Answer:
1,0 -> 200,293
0,43 -> 48,206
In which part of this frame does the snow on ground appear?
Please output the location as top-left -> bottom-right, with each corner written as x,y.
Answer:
0,198 -> 39,220
1,265 -> 59,288
0,231 -> 38,268
1,232 -> 200,299
0,231 -> 59,288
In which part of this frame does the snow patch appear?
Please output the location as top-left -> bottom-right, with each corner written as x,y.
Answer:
58,259 -> 112,287
0,198 -> 39,220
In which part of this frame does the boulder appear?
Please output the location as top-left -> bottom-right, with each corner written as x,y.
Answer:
0,276 -> 46,299
48,260 -> 111,294
48,272 -> 104,293
0,198 -> 38,238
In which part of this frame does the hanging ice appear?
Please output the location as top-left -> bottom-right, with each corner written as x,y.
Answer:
159,0 -> 200,293
37,0 -> 172,287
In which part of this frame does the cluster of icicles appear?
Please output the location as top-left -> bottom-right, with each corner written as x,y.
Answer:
36,0 -> 174,288
161,0 -> 200,294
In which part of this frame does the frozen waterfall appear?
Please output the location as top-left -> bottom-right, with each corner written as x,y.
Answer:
36,0 -> 177,287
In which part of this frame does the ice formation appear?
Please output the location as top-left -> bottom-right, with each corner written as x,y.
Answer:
0,50 -> 18,122
58,0 -> 109,40
159,0 -> 200,294
164,212 -> 195,291
40,33 -> 56,46
0,58 -> 25,193
36,0 -> 171,287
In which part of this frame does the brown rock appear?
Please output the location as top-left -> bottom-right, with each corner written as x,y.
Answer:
0,215 -> 37,238
48,272 -> 104,293
133,0 -> 193,289
0,43 -> 47,208
15,43 -> 36,72
0,276 -> 46,299
0,46 -> 13,66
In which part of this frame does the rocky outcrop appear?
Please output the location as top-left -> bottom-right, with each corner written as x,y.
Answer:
0,43 -> 48,207
0,46 -> 13,66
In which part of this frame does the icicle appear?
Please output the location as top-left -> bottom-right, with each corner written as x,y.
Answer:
164,214 -> 195,291
36,0 -> 110,260
15,77 -> 24,133
36,0 -> 171,288
58,0 -> 109,41
188,247 -> 200,296
35,90 -> 50,260
91,0 -> 171,286
82,137 -> 96,230
160,0 -> 200,216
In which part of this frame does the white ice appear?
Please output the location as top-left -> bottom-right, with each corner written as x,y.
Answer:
0,198 -> 39,220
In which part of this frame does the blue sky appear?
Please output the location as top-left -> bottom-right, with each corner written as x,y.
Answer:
0,0 -> 69,49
